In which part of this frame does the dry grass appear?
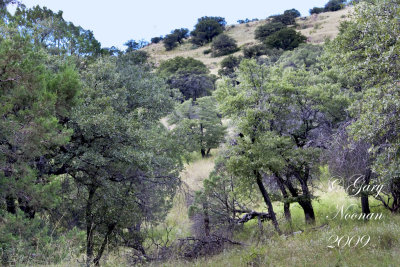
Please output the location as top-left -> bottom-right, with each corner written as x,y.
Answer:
142,7 -> 353,75
162,152 -> 216,240
180,154 -> 216,191
297,7 -> 353,44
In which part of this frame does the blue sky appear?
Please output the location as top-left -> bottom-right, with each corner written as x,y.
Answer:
9,0 -> 328,49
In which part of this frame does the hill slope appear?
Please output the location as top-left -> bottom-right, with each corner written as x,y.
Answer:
142,7 -> 352,75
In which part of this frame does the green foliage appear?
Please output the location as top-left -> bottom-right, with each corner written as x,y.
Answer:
254,22 -> 286,41
218,55 -> 242,77
264,28 -> 307,50
151,36 -> 163,44
163,34 -> 179,51
269,8 -> 301,25
309,7 -> 325,14
211,33 -> 239,57
242,44 -> 282,60
58,55 -> 182,265
171,28 -> 189,44
284,8 -> 301,18
12,5 -> 101,57
158,56 -> 209,77
323,0 -> 400,212
323,0 -> 400,91
277,43 -> 323,70
0,20 -> 80,219
310,0 -> 346,15
158,57 -> 215,100
215,59 -> 348,223
0,210 -> 84,265
163,28 -> 189,51
190,16 -> 226,46
169,96 -> 226,157
124,39 -> 148,52
0,19 -> 83,265
324,0 -> 347,12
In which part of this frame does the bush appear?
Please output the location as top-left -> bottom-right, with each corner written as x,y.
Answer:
191,16 -> 226,46
124,39 -> 148,52
163,28 -> 189,51
157,56 -> 209,77
171,28 -> 189,44
211,34 -> 239,57
264,28 -> 307,50
309,0 -> 346,15
284,8 -> 301,19
151,36 -> 163,44
269,9 -> 301,25
243,44 -> 271,58
277,43 -> 323,70
255,22 -> 286,41
0,210 -> 84,265
218,55 -> 242,77
203,49 -> 212,55
163,34 -> 178,51
157,57 -> 215,100
168,74 -> 215,100
309,7 -> 325,14
324,0 -> 346,12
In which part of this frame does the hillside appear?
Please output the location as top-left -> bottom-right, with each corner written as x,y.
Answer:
142,7 -> 352,75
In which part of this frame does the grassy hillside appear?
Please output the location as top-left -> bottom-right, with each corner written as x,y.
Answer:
142,7 -> 353,75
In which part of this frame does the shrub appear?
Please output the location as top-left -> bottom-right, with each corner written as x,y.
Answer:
310,0 -> 346,15
168,74 -> 215,100
264,28 -> 307,50
277,43 -> 323,70
211,34 -> 239,57
218,55 -> 242,77
191,16 -> 226,46
157,57 -> 214,100
163,28 -> 189,51
151,36 -> 163,44
237,18 -> 251,24
157,57 -> 209,77
284,8 -> 301,19
171,28 -> 189,44
309,7 -> 325,14
243,44 -> 270,58
203,49 -> 212,55
124,39 -> 148,52
270,9 -> 301,25
163,34 -> 178,50
255,22 -> 286,41
324,0 -> 347,12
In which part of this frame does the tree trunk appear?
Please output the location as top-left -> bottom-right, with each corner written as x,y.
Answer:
200,123 -> 206,158
86,186 -> 97,267
254,170 -> 281,234
93,223 -> 116,266
283,203 -> 291,223
200,148 -> 206,158
296,169 -> 316,224
274,173 -> 292,223
361,169 -> 371,217
298,199 -> 315,224
285,177 -> 315,224
203,200 -> 210,237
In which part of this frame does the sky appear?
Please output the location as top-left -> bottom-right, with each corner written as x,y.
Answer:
9,0 -> 328,50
